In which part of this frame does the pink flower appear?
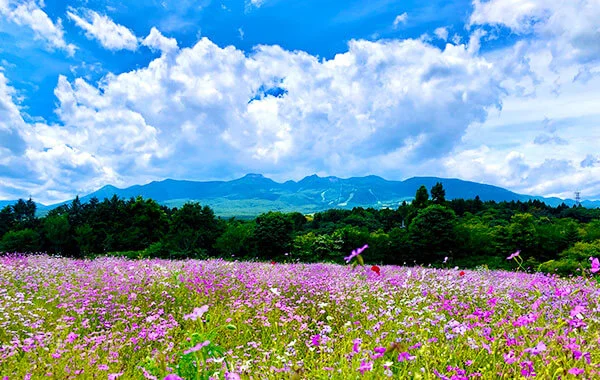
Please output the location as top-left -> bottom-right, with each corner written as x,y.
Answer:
590,257 -> 599,273
507,250 -> 521,260
503,350 -> 516,364
525,341 -> 546,355
224,373 -> 241,380
183,340 -> 210,355
352,338 -> 362,353
311,334 -> 321,347
98,364 -> 109,371
358,359 -> 373,374
345,244 -> 368,263
568,368 -> 585,376
66,332 -> 79,343
397,352 -> 416,362
163,375 -> 184,380
183,305 -> 209,321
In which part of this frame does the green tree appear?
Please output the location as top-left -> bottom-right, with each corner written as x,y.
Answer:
413,185 -> 429,209
121,197 -> 169,251
408,205 -> 457,262
43,214 -> 71,254
252,212 -> 295,260
11,198 -> 36,229
0,229 -> 41,253
168,202 -> 223,258
214,221 -> 255,258
430,182 -> 446,204
293,231 -> 345,263
0,206 -> 15,239
507,213 -> 537,255
75,224 -> 96,256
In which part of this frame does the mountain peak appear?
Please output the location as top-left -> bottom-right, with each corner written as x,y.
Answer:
241,173 -> 266,179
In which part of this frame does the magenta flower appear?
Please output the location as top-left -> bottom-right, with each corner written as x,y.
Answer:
590,257 -> 599,273
345,244 -> 368,263
503,350 -> 516,364
163,375 -> 184,380
568,368 -> 584,376
183,305 -> 209,321
397,352 -> 416,362
311,334 -> 321,347
183,340 -> 210,355
352,338 -> 362,353
525,341 -> 546,355
507,250 -> 521,260
224,373 -> 241,380
358,359 -> 373,374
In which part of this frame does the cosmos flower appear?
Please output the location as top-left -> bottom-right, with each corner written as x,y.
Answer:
358,360 -> 373,374
183,340 -> 210,355
507,250 -> 521,260
590,257 -> 599,273
163,375 -> 183,380
568,368 -> 584,376
344,244 -> 368,263
183,305 -> 209,321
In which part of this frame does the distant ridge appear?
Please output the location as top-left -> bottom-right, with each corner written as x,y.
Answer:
2,174 -> 598,218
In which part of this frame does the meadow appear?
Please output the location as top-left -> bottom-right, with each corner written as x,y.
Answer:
1,253 -> 599,379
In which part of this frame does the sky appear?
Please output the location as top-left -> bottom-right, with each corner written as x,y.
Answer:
1,0 -> 600,204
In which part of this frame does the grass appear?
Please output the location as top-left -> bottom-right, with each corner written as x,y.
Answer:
0,254 -> 599,379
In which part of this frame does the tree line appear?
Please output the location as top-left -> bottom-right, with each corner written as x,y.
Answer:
2,183 -> 600,275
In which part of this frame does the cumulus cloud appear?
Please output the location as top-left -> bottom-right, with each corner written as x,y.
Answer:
533,134 -> 568,145
470,0 -> 600,66
142,27 -> 178,54
393,13 -> 408,28
67,8 -> 139,51
581,154 -> 600,168
0,0 -> 76,55
0,33 -> 509,202
434,27 -> 449,41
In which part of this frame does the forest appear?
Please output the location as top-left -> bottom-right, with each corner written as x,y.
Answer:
1,183 -> 600,275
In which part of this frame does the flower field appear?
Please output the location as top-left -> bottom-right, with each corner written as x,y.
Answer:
1,255 -> 599,379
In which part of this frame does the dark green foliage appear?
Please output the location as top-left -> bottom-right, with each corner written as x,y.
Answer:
0,228 -> 41,252
413,185 -> 429,209
2,185 -> 600,277
431,182 -> 446,204
214,221 -> 255,259
166,202 -> 224,258
252,212 -> 294,260
43,214 -> 70,254
408,205 -> 457,262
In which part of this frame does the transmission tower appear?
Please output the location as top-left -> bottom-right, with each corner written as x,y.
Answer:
575,191 -> 581,207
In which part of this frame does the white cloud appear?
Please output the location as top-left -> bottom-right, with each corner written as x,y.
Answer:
3,0 -> 600,203
67,8 -> 138,51
0,0 -> 75,55
142,27 -> 178,54
393,12 -> 408,28
434,27 -> 449,41
249,0 -> 265,8
470,0 -> 600,66
0,34 -> 510,203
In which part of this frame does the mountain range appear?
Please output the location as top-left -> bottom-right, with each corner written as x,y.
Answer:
1,174 -> 598,217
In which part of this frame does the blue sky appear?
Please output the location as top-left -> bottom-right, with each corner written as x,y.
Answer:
1,0 -> 600,204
